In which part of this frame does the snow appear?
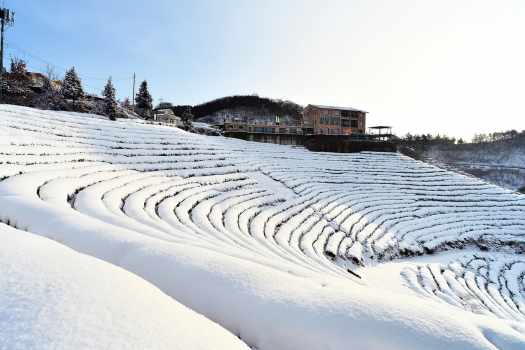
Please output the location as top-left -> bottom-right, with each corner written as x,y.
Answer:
424,145 -> 525,191
0,224 -> 249,350
192,121 -> 218,130
1,104 -> 524,349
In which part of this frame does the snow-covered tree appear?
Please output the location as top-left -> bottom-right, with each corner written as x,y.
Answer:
102,77 -> 117,121
60,67 -> 84,101
135,80 -> 153,118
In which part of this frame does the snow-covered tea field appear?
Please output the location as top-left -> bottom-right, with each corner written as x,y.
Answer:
1,105 -> 524,349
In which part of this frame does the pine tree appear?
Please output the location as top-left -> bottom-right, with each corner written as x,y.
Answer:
181,107 -> 193,129
60,67 -> 84,101
135,80 -> 153,118
102,77 -> 117,121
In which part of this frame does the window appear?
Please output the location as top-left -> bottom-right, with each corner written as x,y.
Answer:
351,119 -> 358,128
320,115 -> 335,125
342,119 -> 350,127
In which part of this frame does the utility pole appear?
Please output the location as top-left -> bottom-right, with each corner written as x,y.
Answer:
0,6 -> 14,102
132,72 -> 136,107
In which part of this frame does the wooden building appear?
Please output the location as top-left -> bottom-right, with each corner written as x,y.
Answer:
221,103 -> 373,147
302,104 -> 366,136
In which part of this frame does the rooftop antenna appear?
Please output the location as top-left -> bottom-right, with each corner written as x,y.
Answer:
0,5 -> 14,101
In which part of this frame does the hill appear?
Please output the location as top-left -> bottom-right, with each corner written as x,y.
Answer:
423,137 -> 525,191
191,94 -> 302,122
1,105 -> 524,349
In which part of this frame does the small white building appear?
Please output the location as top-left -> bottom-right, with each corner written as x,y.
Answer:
153,108 -> 182,126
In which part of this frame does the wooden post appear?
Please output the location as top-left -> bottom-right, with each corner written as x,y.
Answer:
132,72 -> 136,107
0,7 -> 14,101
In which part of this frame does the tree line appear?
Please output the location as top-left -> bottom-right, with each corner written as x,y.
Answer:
3,57 -> 154,120
400,129 -> 525,146
190,95 -> 303,119
59,66 -> 154,120
471,130 -> 525,144
400,133 -> 462,146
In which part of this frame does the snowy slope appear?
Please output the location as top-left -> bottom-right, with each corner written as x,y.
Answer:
0,224 -> 249,350
424,145 -> 525,191
0,105 -> 524,349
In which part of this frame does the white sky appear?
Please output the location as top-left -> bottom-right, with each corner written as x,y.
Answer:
15,0 -> 525,141
240,0 -> 525,140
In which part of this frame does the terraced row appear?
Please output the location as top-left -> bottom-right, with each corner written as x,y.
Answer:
1,105 -> 524,322
403,254 -> 525,322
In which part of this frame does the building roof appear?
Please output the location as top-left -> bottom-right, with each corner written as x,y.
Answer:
154,108 -> 176,114
307,104 -> 368,113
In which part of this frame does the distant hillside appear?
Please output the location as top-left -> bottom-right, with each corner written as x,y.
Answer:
192,95 -> 303,121
423,136 -> 525,191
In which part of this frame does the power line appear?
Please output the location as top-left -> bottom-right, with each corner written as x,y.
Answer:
6,42 -> 131,81
2,30 -> 139,101
5,41 -> 136,100
6,43 -> 60,71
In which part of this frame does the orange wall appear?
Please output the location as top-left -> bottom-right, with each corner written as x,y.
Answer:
303,106 -> 366,134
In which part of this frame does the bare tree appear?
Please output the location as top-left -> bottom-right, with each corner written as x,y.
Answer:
121,97 -> 132,110
10,56 -> 27,76
45,64 -> 59,81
